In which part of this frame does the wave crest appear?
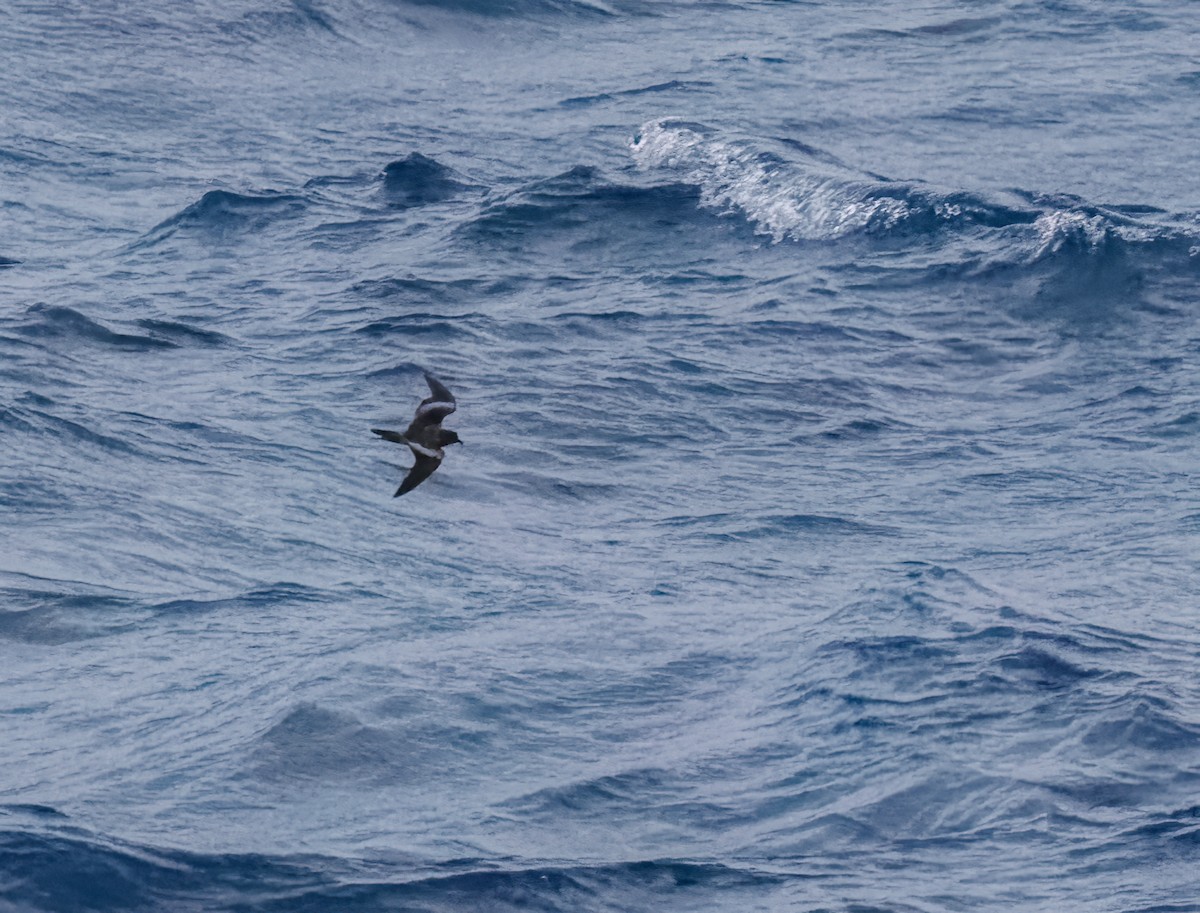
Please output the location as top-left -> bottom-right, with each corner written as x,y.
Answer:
136,190 -> 306,247
631,118 -> 1200,308
630,119 -> 1031,242
380,152 -> 472,208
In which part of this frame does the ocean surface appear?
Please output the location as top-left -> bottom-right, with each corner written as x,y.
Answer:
2,1 -> 1199,910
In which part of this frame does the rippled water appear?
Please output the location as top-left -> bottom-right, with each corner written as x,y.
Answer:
2,1 -> 1199,910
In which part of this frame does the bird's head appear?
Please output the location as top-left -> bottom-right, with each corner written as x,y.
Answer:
439,429 -> 463,447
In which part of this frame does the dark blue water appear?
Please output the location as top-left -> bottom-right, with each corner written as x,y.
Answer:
2,1 -> 1199,910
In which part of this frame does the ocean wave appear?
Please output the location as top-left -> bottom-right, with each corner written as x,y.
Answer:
0,816 -> 779,913
218,0 -> 342,42
379,152 -> 474,209
349,275 -> 508,304
131,318 -> 231,347
630,118 -> 1034,242
1127,804 -> 1200,847
629,119 -> 1200,296
561,79 -> 710,108
16,305 -> 179,351
1082,697 -> 1200,754
356,313 -> 484,342
1019,197 -> 1198,270
151,582 -> 329,616
0,579 -> 347,647
247,703 -> 432,785
661,511 -> 898,541
994,645 -> 1100,689
136,190 -> 307,247
0,586 -> 139,645
4,403 -> 146,457
459,165 -> 704,248
0,825 -> 326,913
843,15 -> 1002,42
395,0 -> 623,18
501,767 -> 676,815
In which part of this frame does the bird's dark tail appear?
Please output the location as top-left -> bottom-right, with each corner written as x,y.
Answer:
371,428 -> 408,445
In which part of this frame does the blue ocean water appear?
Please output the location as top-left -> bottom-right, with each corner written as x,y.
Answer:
2,0 -> 1199,909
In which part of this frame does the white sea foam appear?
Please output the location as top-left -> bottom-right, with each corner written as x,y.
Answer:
1030,210 -> 1114,258
630,119 -> 913,242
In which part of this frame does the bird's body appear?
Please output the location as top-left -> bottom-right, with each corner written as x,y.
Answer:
372,372 -> 460,496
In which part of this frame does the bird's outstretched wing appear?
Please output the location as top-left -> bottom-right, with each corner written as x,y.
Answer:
395,450 -> 441,496
409,372 -> 457,430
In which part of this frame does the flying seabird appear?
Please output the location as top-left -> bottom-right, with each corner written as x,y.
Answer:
372,372 -> 461,496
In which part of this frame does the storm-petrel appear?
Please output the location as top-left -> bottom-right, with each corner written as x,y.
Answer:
372,372 -> 461,496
